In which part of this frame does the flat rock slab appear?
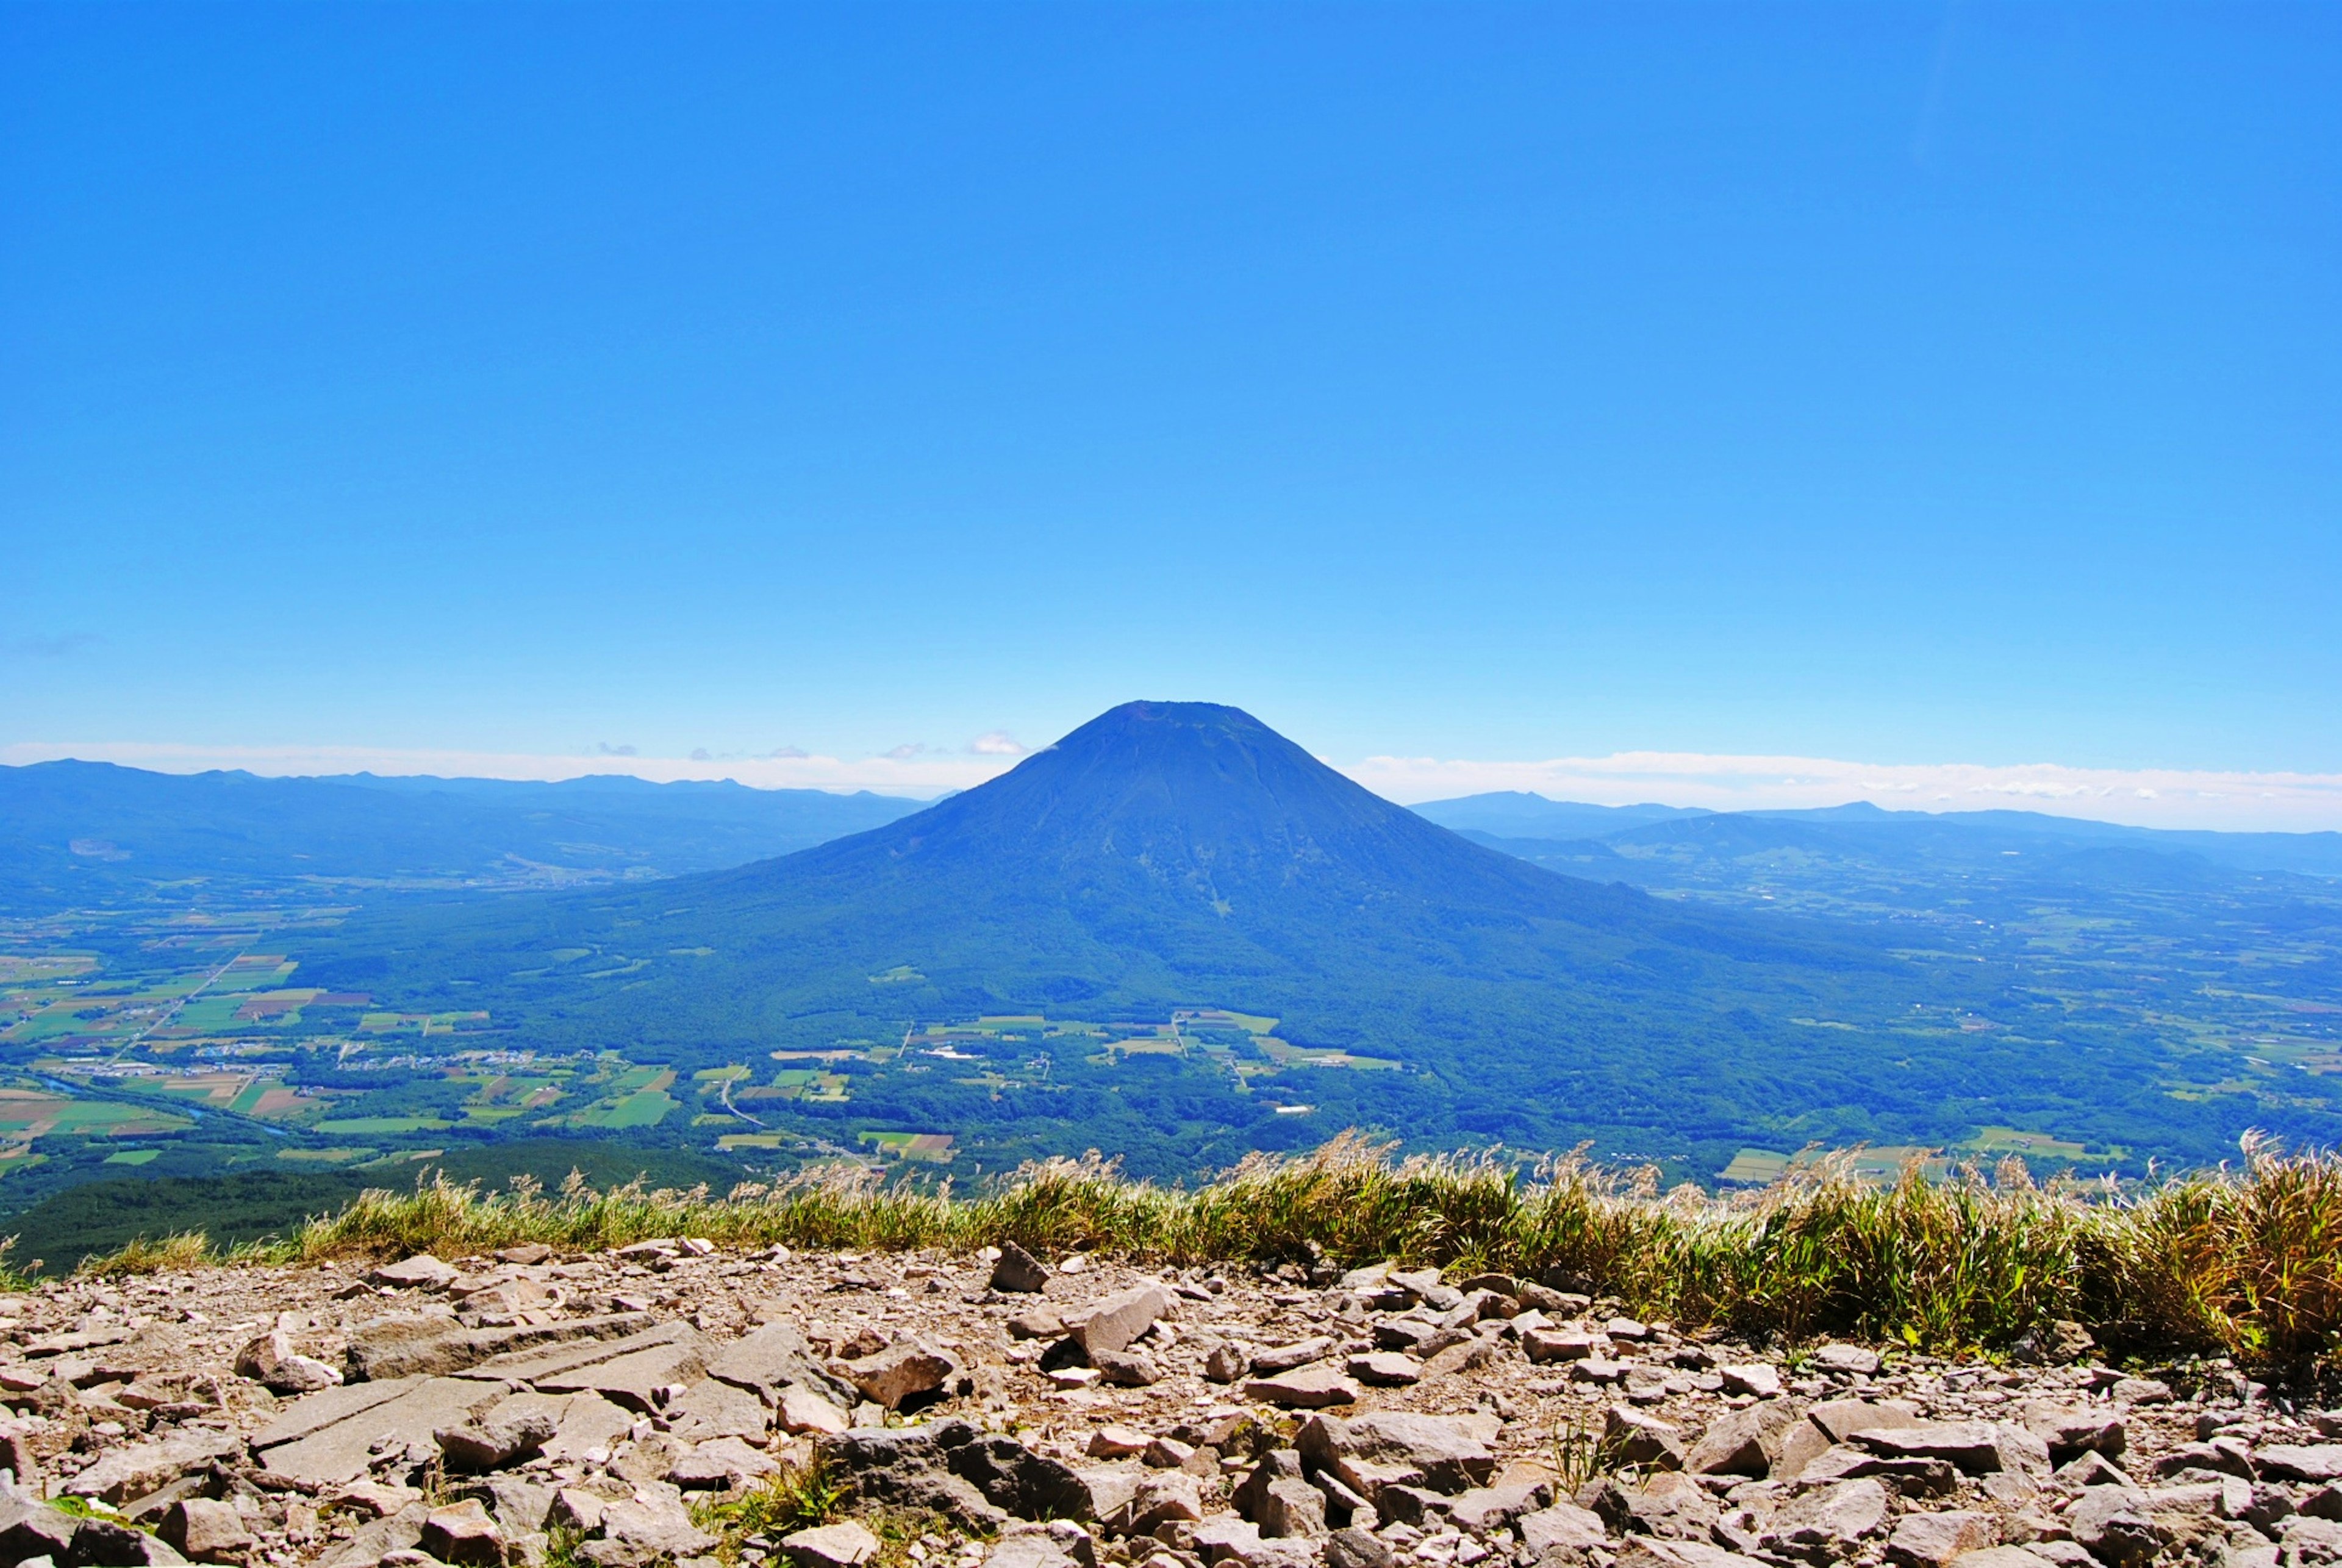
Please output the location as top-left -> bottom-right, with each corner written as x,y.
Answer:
62,1425 -> 242,1504
455,1319 -> 698,1384
1247,1366 -> 1363,1409
358,1311 -> 651,1381
783,1520 -> 882,1568
541,1391 -> 636,1463
537,1340 -> 707,1413
2260,1447 -> 2342,1483
260,1376 -> 514,1487
707,1320 -> 851,1406
250,1379 -> 417,1452
1854,1422 -> 2005,1474
665,1376 -> 772,1443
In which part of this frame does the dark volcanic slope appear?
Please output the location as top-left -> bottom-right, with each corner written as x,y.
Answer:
310,703 -> 2237,1159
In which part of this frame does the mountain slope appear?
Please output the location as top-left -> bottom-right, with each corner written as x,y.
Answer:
307,702 -> 2276,1165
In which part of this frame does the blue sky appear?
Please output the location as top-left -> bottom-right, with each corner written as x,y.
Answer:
4,4 -> 2338,824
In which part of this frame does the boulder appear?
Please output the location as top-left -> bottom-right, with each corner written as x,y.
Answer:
2067,1487 -> 2163,1568
1297,1412 -> 1497,1496
1606,1405 -> 1688,1470
1258,1477 -> 1330,1539
1234,1450 -> 1308,1523
842,1341 -> 959,1409
1519,1503 -> 1610,1553
1852,1422 -> 2009,1476
1347,1353 -> 1423,1387
436,1406 -> 559,1471
0,1491 -> 82,1566
1325,1525 -> 1399,1568
821,1425 -> 1004,1528
1763,1478 -> 1889,1556
1445,1481 -> 1553,1533
420,1498 -> 504,1568
1811,1345 -> 1882,1376
1247,1366 -> 1363,1409
779,1386 -> 853,1435
1090,1350 -> 1158,1387
783,1521 -> 883,1568
709,1320 -> 857,1409
1117,1472 -> 1205,1534
1721,1364 -> 1783,1398
990,1244 -> 1052,1294
256,1375 -> 511,1488
659,1435 -> 772,1489
235,1328 -> 343,1395
1886,1511 -> 1999,1568
1061,1286 -> 1171,1357
159,1498 -> 251,1565
2255,1446 -> 2342,1483
2021,1403 -> 2125,1461
945,1429 -> 1097,1521
1204,1343 -> 1249,1383
370,1254 -> 461,1290
1685,1401 -> 1803,1477
1253,1338 -> 1338,1375
592,1483 -> 723,1566
62,1427 -> 243,1504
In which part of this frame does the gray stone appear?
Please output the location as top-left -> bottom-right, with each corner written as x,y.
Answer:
1233,1450 -> 1307,1523
1765,1478 -> 1889,1555
778,1385 -> 852,1435
259,1375 -> 511,1487
2256,1446 -> 2342,1483
235,1328 -> 343,1394
1519,1502 -> 1610,1553
2068,1488 -> 2163,1568
1445,1481 -> 1553,1533
1247,1366 -> 1363,1408
1886,1511 -> 1999,1568
453,1317 -> 689,1383
62,1427 -> 242,1505
842,1341 -> 959,1408
1796,1445 -> 1960,1497
1090,1350 -> 1158,1387
1721,1364 -> 1783,1398
2110,1378 -> 2173,1406
1953,1550 -> 2059,1568
670,1436 -> 780,1488
1853,1422 -> 2008,1475
1686,1401 -> 1805,1477
542,1392 -> 636,1463
592,1482 -> 722,1565
990,1244 -> 1051,1294
358,1309 -> 654,1381
1114,1472 -> 1205,1534
536,1336 -> 711,1413
664,1376 -> 773,1443
2021,1403 -> 2125,1460
1253,1337 -> 1337,1375
1325,1525 -> 1397,1568
1061,1285 -> 1172,1357
1194,1517 -> 1267,1565
1298,1412 -> 1497,1497
420,1498 -> 504,1568
162,1497 -> 252,1564
1204,1342 -> 1248,1383
436,1406 -> 559,1470
317,1502 -> 429,1568
0,1490 -> 81,1566
2058,1452 -> 2136,1489
370,1254 -> 461,1290
1606,1405 -> 1687,1470
1811,1344 -> 1882,1376
1259,1477 -> 1329,1539
783,1520 -> 881,1568
707,1320 -> 856,1410
1347,1352 -> 1422,1387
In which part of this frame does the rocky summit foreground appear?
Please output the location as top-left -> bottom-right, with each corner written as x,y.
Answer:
0,1241 -> 2326,1568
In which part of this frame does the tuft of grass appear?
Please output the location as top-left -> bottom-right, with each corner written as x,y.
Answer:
74,1230 -> 210,1277
64,1129 -> 2342,1364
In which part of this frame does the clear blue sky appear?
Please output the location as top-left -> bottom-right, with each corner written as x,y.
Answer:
4,3 -> 2337,785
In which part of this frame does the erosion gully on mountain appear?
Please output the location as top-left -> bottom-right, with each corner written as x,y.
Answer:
0,1239 -> 2325,1568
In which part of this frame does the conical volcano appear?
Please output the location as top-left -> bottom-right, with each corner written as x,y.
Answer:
312,701 -> 1963,1171
778,700 -> 1575,918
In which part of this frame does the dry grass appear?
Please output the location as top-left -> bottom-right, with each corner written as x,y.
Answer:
62,1130 -> 2342,1364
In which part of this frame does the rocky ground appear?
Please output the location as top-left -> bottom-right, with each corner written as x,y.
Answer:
0,1239 -> 2333,1568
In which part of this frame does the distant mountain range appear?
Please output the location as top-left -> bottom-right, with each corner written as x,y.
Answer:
0,760 -> 925,908
1413,792 -> 2342,882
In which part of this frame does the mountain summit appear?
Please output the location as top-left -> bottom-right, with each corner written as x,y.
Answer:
778,700 -> 1572,918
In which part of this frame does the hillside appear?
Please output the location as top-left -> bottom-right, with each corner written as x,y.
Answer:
296,703 -> 2302,1172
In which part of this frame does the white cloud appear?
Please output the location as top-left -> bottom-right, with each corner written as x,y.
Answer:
969,731 -> 1026,756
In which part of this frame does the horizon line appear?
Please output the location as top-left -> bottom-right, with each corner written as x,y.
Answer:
7,737 -> 2342,835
